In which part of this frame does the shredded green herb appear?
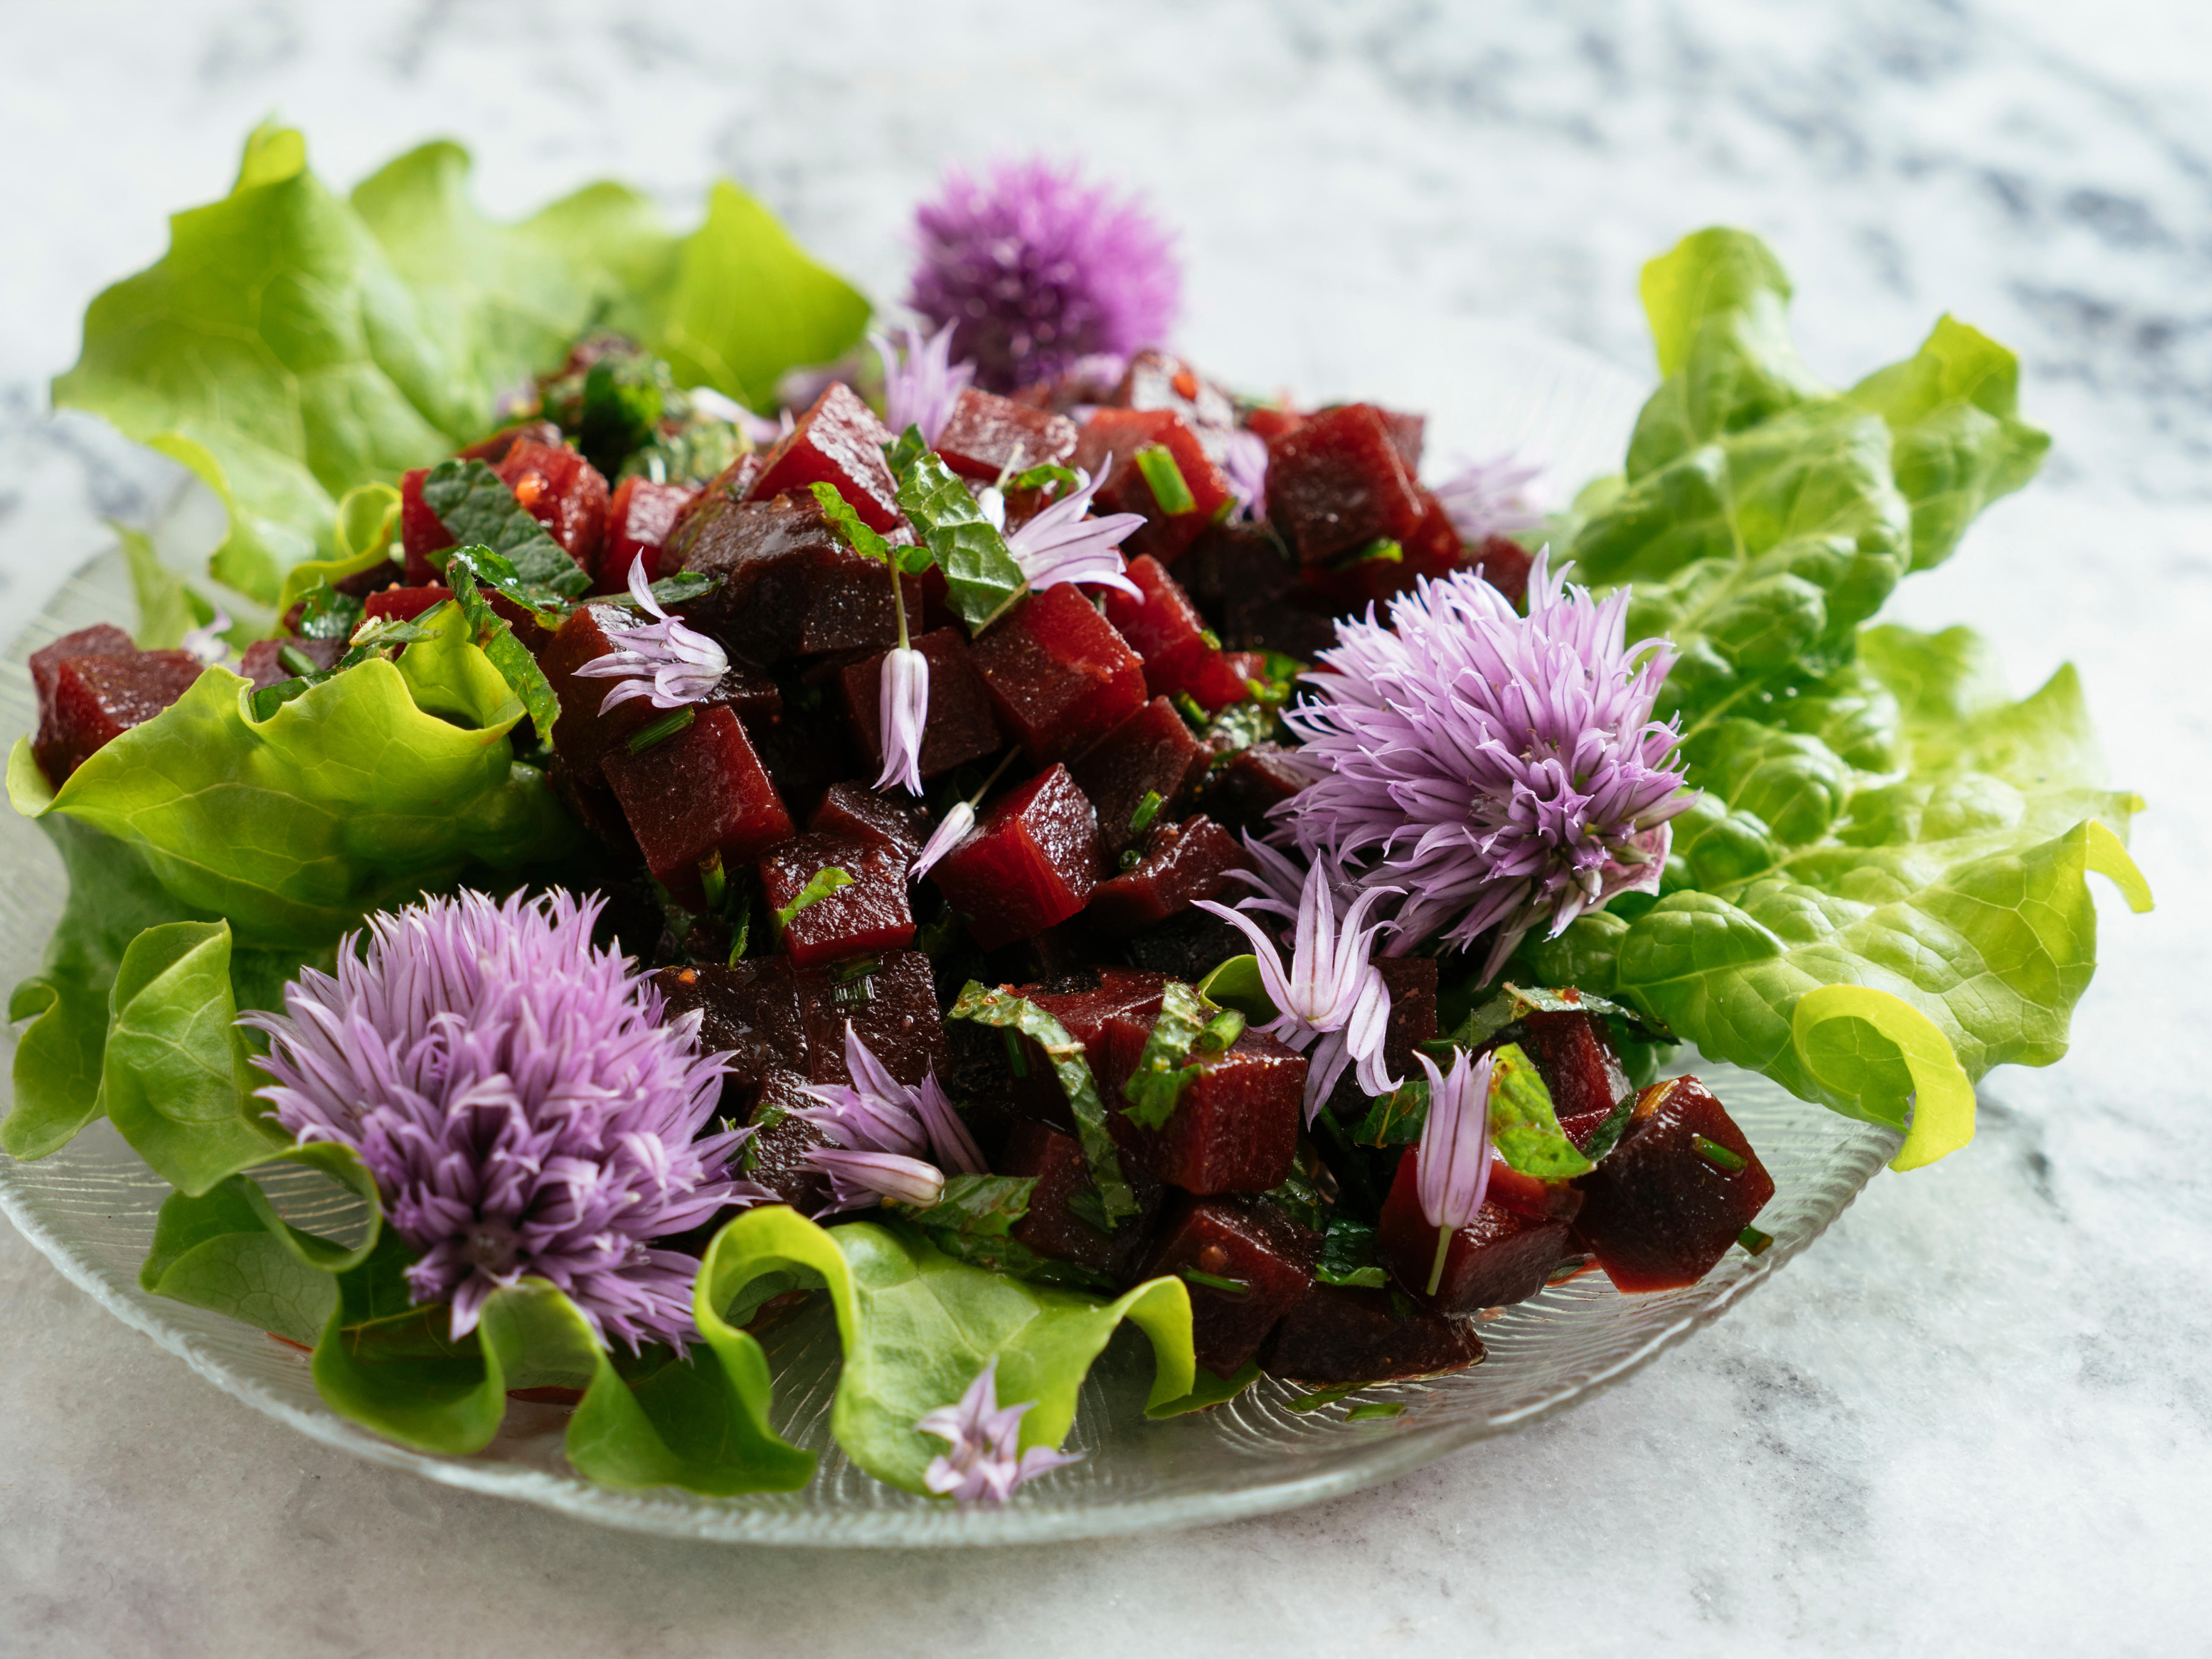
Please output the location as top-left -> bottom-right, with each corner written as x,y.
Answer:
774,867 -> 853,930
1134,444 -> 1196,514
1122,979 -> 1210,1131
624,705 -> 696,754
1129,790 -> 1163,833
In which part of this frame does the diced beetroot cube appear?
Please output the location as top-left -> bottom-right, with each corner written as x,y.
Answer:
1001,1121 -> 1157,1283
1242,407 -> 1303,442
932,388 -> 1078,481
239,636 -> 344,690
740,701 -> 861,825
1519,1010 -> 1632,1149
1088,815 -> 1248,937
1472,534 -> 1534,609
602,705 -> 794,904
1322,954 -> 1439,1117
1379,1149 -> 1579,1315
1198,742 -> 1308,837
494,439 -> 609,571
669,450 -> 765,547
760,832 -> 915,969
1377,408 -> 1425,472
1573,1077 -> 1775,1293
927,764 -> 1100,949
1067,696 -> 1210,858
809,782 -> 930,858
1109,350 -> 1238,435
1097,554 -> 1246,710
1072,409 -> 1235,564
654,959 -> 806,1107
1102,1019 -> 1306,1195
456,419 -> 562,464
1300,485 -> 1464,611
363,585 -> 452,624
745,383 -> 903,534
1141,1197 -> 1317,1375
32,648 -> 203,784
1260,1283 -> 1484,1384
835,625 -> 1002,782
796,950 -> 952,1089
669,491 -> 922,666
28,624 -> 133,708
1119,907 -> 1250,986
1265,403 -> 1427,565
1005,968 -> 1167,1129
538,603 -> 659,785
599,475 -> 701,590
1177,523 -> 1339,658
968,583 -> 1147,764
398,468 -> 447,584
743,1069 -> 835,1215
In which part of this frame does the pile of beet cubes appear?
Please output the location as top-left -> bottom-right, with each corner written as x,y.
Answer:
25,338 -> 1775,1390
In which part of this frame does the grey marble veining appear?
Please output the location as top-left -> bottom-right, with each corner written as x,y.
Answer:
0,1 -> 2206,1654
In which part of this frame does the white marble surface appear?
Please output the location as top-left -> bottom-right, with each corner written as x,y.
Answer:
1,1 -> 2206,1653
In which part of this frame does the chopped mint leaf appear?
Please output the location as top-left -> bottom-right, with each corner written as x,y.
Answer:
1314,1215 -> 1389,1289
893,450 -> 1025,631
883,423 -> 930,477
420,458 -> 587,598
1134,444 -> 1196,514
809,481 -> 893,564
336,612 -> 438,669
1356,1074 -> 1430,1148
899,1173 -> 1035,1241
1579,1094 -> 1636,1163
442,548 -> 562,742
950,981 -> 1138,1225
1009,462 -> 1080,496
774,867 -> 852,930
1487,1042 -> 1596,1180
1122,979 -> 1209,1131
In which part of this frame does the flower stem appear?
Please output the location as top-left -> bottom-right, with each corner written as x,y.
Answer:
888,553 -> 910,651
1425,1224 -> 1451,1297
964,746 -> 1020,808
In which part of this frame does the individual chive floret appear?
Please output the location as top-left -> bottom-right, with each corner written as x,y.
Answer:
918,1358 -> 1082,1503
238,889 -> 767,1352
872,320 -> 974,447
572,558 -> 730,713
1412,1046 -> 1496,1297
789,1022 -> 982,1217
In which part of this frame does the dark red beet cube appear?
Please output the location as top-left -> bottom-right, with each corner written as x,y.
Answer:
836,625 -> 1001,783
759,832 -> 914,969
740,700 -> 862,824
743,1069 -> 835,1215
1377,408 -> 1425,472
1068,696 -> 1210,858
1141,1197 -> 1317,1375
1198,742 -> 1308,837
670,450 -> 765,546
33,647 -> 203,784
1243,407 -> 1304,442
28,624 -> 133,708
363,585 -> 452,624
1573,1077 -> 1775,1293
1520,1010 -> 1632,1149
456,419 -> 562,464
240,636 -> 344,690
1324,955 -> 1440,1119
932,388 -> 1078,481
1098,554 -> 1246,710
1102,1020 -> 1306,1195
669,491 -> 922,666
809,782 -> 931,858
1088,815 -> 1248,937
602,705 -> 794,905
1073,408 -> 1235,564
652,959 -> 806,1107
1007,969 -> 1167,1129
1301,486 -> 1462,611
1109,349 -> 1237,434
745,383 -> 903,534
928,764 -> 1100,949
398,467 -> 448,584
496,439 -> 609,572
1260,1284 -> 1483,1384
968,584 -> 1147,765
1472,534 -> 1534,610
1000,1121 -> 1154,1281
1379,1149 -> 1578,1315
538,603 -> 659,785
1265,403 -> 1427,565
600,475 -> 701,590
796,950 -> 952,1089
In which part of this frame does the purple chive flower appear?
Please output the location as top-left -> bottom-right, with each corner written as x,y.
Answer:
876,645 -> 930,796
1413,1046 -> 1494,1295
1195,856 -> 1396,1122
873,321 -> 975,445
571,560 -> 729,712
919,1359 -> 1082,1503
794,1023 -> 980,1215
999,464 -> 1145,597
908,157 -> 1181,392
1430,454 -> 1543,544
240,890 -> 762,1352
1284,552 -> 1691,983
1220,429 -> 1269,521
910,801 -> 975,884
180,607 -> 233,666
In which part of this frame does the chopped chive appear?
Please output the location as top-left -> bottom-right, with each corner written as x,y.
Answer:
277,644 -> 323,678
1194,1007 -> 1245,1052
834,954 -> 882,983
1129,789 -> 1163,833
1546,1254 -> 1592,1286
1118,848 -> 1144,873
1001,1027 -> 1029,1079
1285,1384 -> 1357,1414
1198,627 -> 1223,651
1339,538 -> 1403,567
1134,444 -> 1196,514
1738,1225 -> 1774,1257
1693,1134 -> 1748,1174
1344,1401 -> 1405,1421
725,895 -> 751,964
1180,1267 -> 1250,1296
626,705 -> 696,754
1173,691 -> 1208,727
698,850 -> 726,912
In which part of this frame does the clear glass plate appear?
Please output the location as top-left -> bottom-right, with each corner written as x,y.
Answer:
0,323 -> 1903,1545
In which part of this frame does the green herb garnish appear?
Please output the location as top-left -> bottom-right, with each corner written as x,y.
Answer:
774,867 -> 852,930
1134,444 -> 1196,514
1129,789 -> 1163,833
1179,1267 -> 1249,1296
1693,1135 -> 1748,1174
1121,980 -> 1210,1131
1738,1225 -> 1775,1256
624,705 -> 696,754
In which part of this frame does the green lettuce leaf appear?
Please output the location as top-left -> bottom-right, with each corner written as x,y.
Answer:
9,602 -> 579,949
53,125 -> 869,604
695,1207 -> 1196,1495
